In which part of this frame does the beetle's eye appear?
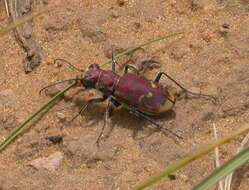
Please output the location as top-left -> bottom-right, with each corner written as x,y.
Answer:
89,64 -> 100,70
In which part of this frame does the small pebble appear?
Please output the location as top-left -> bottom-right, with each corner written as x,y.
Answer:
117,0 -> 125,6
27,152 -> 64,172
134,22 -> 141,29
110,10 -> 120,18
0,89 -> 16,107
45,136 -> 63,144
168,174 -> 176,180
56,112 -> 66,122
222,23 -> 230,29
219,24 -> 230,36
46,61 -> 54,65
43,86 -> 61,97
79,22 -> 106,43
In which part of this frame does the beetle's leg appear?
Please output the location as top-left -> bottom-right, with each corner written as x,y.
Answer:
110,97 -> 121,108
137,59 -> 161,74
154,72 -> 216,100
124,64 -> 139,75
95,97 -> 122,146
130,108 -> 183,139
69,96 -> 108,123
111,47 -> 139,74
96,98 -> 114,146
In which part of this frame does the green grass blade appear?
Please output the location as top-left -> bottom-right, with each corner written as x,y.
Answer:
132,124 -> 249,190
100,32 -> 183,67
0,83 -> 75,152
0,32 -> 181,152
192,146 -> 249,190
0,7 -> 51,37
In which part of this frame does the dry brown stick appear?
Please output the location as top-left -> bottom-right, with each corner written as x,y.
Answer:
9,0 -> 43,73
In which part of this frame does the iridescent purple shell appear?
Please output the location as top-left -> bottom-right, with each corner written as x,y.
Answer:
114,73 -> 175,115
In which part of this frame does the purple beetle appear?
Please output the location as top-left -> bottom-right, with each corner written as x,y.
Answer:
40,57 -> 214,144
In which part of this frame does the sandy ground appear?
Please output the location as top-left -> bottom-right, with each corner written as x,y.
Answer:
1,0 -> 249,189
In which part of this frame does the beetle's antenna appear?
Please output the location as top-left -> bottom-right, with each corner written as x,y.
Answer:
39,78 -> 80,95
54,58 -> 84,72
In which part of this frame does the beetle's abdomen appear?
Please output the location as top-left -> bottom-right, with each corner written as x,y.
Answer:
114,73 -> 175,115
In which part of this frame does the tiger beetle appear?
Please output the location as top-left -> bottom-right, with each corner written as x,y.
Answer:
40,52 -> 215,145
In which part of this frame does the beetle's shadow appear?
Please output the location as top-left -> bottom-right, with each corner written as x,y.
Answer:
110,108 -> 177,140
57,88 -> 177,141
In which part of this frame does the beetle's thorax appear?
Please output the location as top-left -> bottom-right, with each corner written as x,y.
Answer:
96,70 -> 120,91
82,64 -> 120,93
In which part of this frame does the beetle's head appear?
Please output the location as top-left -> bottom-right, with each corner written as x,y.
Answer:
81,64 -> 101,88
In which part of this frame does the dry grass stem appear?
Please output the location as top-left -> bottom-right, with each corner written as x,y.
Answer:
4,0 -> 10,17
213,123 -> 224,190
